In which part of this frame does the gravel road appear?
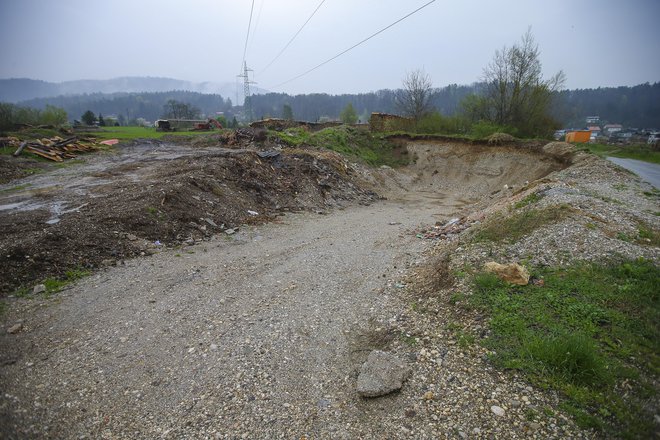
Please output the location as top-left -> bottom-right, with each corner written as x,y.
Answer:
1,198 -> 454,439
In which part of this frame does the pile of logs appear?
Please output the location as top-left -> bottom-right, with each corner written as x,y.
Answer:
12,136 -> 98,162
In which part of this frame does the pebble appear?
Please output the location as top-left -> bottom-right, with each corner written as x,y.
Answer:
210,344 -> 218,351
33,284 -> 46,294
423,391 -> 434,401
490,405 -> 506,417
7,323 -> 23,334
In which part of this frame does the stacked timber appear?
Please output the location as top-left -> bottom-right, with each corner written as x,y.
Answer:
12,136 -> 98,162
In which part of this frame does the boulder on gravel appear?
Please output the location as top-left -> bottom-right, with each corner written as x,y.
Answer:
484,261 -> 530,285
357,350 -> 411,397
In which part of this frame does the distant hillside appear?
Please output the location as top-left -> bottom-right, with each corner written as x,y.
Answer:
21,91 -> 235,123
0,77 -> 267,104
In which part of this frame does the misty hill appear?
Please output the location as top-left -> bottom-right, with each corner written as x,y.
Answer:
0,77 -> 267,103
20,91 -> 234,123
9,79 -> 660,129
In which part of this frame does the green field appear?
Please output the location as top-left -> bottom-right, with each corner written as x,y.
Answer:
91,126 -> 214,140
579,143 -> 660,164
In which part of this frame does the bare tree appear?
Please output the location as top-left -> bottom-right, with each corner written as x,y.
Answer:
482,28 -> 565,135
395,69 -> 434,121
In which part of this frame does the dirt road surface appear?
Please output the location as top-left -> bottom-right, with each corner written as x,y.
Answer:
0,138 -> 575,438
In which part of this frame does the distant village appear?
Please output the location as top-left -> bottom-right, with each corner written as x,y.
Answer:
557,116 -> 659,146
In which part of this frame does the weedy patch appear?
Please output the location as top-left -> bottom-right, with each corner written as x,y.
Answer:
474,204 -> 573,243
470,259 -> 659,438
273,126 -> 409,167
514,192 -> 542,209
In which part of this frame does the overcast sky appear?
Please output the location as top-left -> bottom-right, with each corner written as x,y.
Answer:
1,0 -> 659,95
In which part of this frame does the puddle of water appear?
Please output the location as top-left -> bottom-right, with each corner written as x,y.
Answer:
0,201 -> 28,211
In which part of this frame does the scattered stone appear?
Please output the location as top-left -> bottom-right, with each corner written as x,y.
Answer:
225,228 -> 236,235
491,405 -> 506,417
203,218 -> 218,227
484,261 -> 530,285
510,399 -> 521,408
356,350 -> 411,397
423,391 -> 434,401
247,210 -> 259,216
126,233 -> 138,241
7,323 -> 23,334
210,344 -> 218,351
33,284 -> 46,294
528,422 -> 541,431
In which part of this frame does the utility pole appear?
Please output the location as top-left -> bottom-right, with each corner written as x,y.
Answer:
237,61 -> 256,122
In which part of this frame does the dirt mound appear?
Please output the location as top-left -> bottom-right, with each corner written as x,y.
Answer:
486,132 -> 517,144
0,145 -> 376,294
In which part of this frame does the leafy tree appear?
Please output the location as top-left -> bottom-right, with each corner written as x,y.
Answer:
477,28 -> 565,137
340,103 -> 358,124
395,69 -> 434,121
98,113 -> 106,126
162,99 -> 201,119
231,116 -> 238,128
81,110 -> 97,125
282,104 -> 294,121
216,115 -> 228,127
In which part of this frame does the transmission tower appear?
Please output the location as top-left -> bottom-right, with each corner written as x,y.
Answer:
237,61 -> 257,122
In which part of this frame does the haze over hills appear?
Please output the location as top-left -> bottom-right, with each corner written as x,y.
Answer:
0,77 -> 269,103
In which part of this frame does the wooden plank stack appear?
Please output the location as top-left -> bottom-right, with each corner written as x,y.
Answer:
13,136 -> 98,162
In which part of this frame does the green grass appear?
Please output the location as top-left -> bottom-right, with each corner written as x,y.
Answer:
11,268 -> 90,298
470,259 -> 659,438
579,143 -> 660,164
474,205 -> 573,242
91,126 -> 213,141
272,126 -> 410,167
514,192 -> 543,209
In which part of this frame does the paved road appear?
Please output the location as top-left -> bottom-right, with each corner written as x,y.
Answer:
607,157 -> 660,189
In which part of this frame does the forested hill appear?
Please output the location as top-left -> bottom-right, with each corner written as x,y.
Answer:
553,83 -> 660,128
10,80 -> 660,129
20,91 -> 234,123
0,77 -> 251,104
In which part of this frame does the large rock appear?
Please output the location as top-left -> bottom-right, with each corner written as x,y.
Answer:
357,350 -> 411,397
484,262 -> 530,285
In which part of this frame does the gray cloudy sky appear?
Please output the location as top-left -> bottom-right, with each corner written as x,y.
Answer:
1,0 -> 659,95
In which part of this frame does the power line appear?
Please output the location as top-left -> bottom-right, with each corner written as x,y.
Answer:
241,0 -> 256,72
259,0 -> 327,75
248,0 -> 265,52
268,0 -> 436,90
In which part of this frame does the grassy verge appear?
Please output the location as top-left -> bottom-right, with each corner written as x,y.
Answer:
470,259 -> 659,438
579,143 -> 660,165
272,126 -> 410,167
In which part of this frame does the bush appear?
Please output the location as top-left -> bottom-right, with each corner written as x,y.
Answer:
415,112 -> 467,134
0,102 -> 68,131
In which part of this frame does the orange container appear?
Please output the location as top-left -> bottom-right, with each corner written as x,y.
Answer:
565,131 -> 591,143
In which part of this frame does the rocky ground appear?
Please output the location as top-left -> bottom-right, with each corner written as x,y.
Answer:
0,136 -> 658,438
